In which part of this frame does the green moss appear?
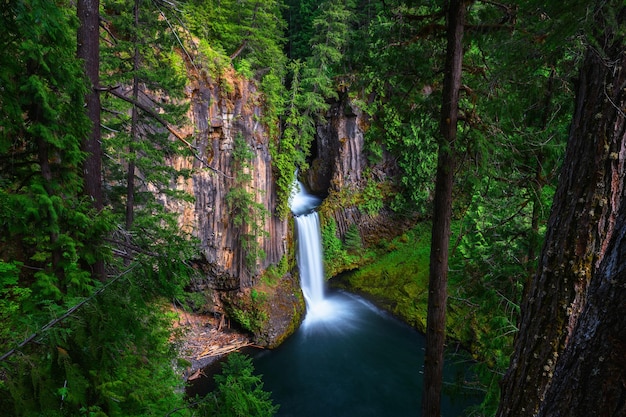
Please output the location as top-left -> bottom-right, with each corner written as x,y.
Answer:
331,221 -> 480,347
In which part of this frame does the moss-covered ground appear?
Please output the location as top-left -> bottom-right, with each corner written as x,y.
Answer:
330,221 -> 479,349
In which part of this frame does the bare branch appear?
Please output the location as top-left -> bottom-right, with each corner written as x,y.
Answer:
103,85 -> 233,178
0,266 -> 138,363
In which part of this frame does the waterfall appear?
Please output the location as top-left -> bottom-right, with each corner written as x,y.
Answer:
294,213 -> 325,308
289,180 -> 333,322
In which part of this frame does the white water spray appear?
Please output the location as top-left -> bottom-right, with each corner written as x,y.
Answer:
289,180 -> 336,323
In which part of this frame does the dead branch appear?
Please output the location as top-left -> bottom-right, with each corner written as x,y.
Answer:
230,40 -> 248,60
0,265 -> 138,363
103,85 -> 233,178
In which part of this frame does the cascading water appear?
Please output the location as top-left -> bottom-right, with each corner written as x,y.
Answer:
250,178 -> 483,416
289,180 -> 336,324
294,214 -> 324,307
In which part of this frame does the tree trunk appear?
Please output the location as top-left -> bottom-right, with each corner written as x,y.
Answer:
77,0 -> 105,281
421,0 -> 464,416
497,3 -> 626,416
125,0 -> 141,232
536,205 -> 626,416
77,0 -> 103,211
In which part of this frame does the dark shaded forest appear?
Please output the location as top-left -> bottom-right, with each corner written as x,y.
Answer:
1,0 -> 624,416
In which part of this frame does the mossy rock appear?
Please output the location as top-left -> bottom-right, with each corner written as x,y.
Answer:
222,272 -> 305,348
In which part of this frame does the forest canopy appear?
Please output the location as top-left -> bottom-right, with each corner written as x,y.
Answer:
1,0 -> 622,416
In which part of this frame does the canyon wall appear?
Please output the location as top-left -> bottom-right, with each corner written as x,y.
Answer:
166,71 -> 405,346
163,69 -> 304,347
169,70 -> 289,290
309,97 -> 408,247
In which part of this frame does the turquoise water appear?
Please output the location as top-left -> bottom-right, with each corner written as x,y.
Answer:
252,290 -> 481,417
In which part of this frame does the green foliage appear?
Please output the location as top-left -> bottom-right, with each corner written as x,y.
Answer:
100,0 -> 192,234
320,217 -> 362,277
225,287 -> 270,334
283,0 -> 318,60
0,262 -> 31,348
1,274 -> 192,417
181,0 -> 286,71
261,255 -> 289,286
0,0 -> 593,416
197,353 -> 278,417
272,62 -> 311,217
348,3 -> 444,211
333,222 -> 432,331
0,2 -> 198,416
230,306 -> 268,335
180,0 -> 287,141
343,224 -> 363,253
0,0 -> 112,383
273,1 -> 355,216
358,179 -> 384,216
300,0 -> 354,101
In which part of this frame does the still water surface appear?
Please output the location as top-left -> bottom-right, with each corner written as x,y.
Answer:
252,289 -> 481,417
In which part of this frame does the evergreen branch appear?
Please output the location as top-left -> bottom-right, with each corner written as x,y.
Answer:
0,266 -> 138,363
152,0 -> 200,74
386,24 -> 447,48
104,85 -> 233,179
99,16 -> 119,46
104,234 -> 161,259
106,86 -> 189,142
395,10 -> 446,22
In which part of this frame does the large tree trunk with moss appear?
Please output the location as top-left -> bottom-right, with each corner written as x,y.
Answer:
497,3 -> 626,416
422,1 -> 464,416
536,206 -> 626,416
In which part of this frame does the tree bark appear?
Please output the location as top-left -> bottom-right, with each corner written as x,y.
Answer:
497,3 -> 626,416
421,1 -> 464,416
77,0 -> 106,281
125,0 -> 141,232
536,205 -> 626,417
77,0 -> 103,211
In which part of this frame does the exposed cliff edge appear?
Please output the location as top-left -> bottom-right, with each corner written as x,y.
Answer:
166,69 -> 410,351
164,67 -> 303,348
309,97 -> 414,253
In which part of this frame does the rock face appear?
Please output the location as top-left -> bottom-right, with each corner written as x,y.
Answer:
167,72 -> 404,347
308,97 -> 406,246
306,99 -> 366,193
178,71 -> 288,289
166,69 -> 298,347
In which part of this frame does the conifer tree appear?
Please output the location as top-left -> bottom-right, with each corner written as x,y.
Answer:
0,0 -> 113,413
0,0 -> 103,317
422,1 -> 465,415
497,1 -> 626,415
100,0 -> 190,235
78,0 -> 104,212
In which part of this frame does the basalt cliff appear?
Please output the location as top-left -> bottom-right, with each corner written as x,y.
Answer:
169,70 -> 403,348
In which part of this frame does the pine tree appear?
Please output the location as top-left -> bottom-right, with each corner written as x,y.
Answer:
497,1 -> 626,415
100,0 -> 191,237
422,1 -> 465,415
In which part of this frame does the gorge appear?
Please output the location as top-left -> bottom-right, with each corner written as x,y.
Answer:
4,2 -> 620,416
171,67 -> 407,349
248,169 -> 481,416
